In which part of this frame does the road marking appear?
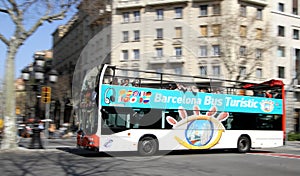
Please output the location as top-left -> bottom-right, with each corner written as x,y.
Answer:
249,152 -> 300,160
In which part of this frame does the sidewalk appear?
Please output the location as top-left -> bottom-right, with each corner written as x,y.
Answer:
17,136 -> 76,150
285,141 -> 300,148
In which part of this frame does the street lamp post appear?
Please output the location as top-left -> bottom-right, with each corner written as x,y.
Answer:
21,54 -> 58,149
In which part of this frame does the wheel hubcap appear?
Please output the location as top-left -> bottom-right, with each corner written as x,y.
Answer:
143,141 -> 153,153
239,140 -> 247,149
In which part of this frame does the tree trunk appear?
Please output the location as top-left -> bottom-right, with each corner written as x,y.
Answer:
1,45 -> 18,149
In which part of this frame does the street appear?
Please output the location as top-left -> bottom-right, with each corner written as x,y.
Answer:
0,138 -> 299,176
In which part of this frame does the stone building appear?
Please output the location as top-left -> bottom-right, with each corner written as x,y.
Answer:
52,0 -> 300,133
52,0 -> 112,125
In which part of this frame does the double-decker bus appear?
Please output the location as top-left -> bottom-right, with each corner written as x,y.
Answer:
76,64 -> 285,156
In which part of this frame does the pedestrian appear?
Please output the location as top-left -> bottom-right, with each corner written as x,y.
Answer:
29,121 -> 44,149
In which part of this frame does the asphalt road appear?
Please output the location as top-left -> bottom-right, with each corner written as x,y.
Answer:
0,139 -> 299,176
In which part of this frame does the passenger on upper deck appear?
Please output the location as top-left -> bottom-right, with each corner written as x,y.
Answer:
121,79 -> 131,86
265,90 -> 272,98
273,90 -> 282,99
111,77 -> 119,85
200,88 -> 209,93
132,80 -> 139,87
254,90 -> 265,97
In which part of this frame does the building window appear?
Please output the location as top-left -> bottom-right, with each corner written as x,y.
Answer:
278,46 -> 285,57
256,68 -> 262,78
212,45 -> 220,56
200,66 -> 207,76
212,24 -> 221,36
122,69 -> 128,77
123,12 -> 129,23
278,3 -> 284,12
133,49 -> 140,60
199,45 -> 208,57
133,70 -> 139,77
156,28 -> 163,39
175,47 -> 182,57
240,25 -> 247,37
134,30 -> 140,41
256,28 -> 263,40
212,65 -> 220,76
156,48 -> 163,58
293,29 -> 299,40
240,5 -> 246,17
174,67 -> 183,75
256,8 -> 263,20
175,7 -> 183,18
175,27 -> 182,38
240,46 -> 246,57
156,68 -> 162,74
200,5 -> 208,16
123,31 -> 129,42
239,66 -> 246,76
278,66 -> 285,78
200,25 -> 208,37
256,48 -> 263,59
212,4 -> 221,15
133,11 -> 140,22
293,0 -> 298,15
278,26 -> 285,37
122,50 -> 129,60
156,9 -> 164,20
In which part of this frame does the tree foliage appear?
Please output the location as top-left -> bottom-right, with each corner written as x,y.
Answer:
207,13 -> 278,81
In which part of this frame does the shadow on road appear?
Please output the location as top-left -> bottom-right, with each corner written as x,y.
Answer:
56,147 -> 274,158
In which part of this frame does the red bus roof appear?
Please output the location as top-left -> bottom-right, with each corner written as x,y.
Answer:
242,79 -> 284,89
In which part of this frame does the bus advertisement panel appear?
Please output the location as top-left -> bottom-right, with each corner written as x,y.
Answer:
102,84 -> 283,115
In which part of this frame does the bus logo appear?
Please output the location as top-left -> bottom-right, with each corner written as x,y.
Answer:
167,106 -> 229,149
104,139 -> 113,148
260,100 -> 274,113
118,89 -> 152,104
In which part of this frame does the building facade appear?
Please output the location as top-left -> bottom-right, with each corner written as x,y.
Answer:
269,0 -> 300,132
52,0 -> 300,133
52,0 -> 112,126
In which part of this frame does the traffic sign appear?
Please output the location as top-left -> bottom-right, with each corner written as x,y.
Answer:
41,86 -> 51,103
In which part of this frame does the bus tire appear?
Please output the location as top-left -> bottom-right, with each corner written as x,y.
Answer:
138,136 -> 158,156
237,136 -> 251,153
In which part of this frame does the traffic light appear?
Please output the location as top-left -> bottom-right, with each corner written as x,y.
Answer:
41,86 -> 51,103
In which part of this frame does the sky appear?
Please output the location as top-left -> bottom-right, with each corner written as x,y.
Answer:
0,11 -> 75,82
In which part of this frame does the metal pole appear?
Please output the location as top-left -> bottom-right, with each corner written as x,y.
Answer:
44,103 -> 50,147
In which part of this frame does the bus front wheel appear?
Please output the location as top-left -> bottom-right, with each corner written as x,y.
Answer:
237,136 -> 251,153
138,136 -> 158,156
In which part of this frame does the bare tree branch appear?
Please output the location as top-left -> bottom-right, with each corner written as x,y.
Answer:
0,8 -> 9,13
7,0 -> 19,16
0,33 -> 9,45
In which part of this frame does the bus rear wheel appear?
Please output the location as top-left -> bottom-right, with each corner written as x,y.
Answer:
138,136 -> 158,156
237,136 -> 251,153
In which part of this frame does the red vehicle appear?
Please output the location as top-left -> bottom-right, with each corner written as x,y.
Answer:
76,129 -> 99,150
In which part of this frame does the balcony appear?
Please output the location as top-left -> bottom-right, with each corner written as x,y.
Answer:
147,0 -> 188,6
116,0 -> 144,9
192,0 -> 267,6
149,57 -> 167,64
168,56 -> 185,64
239,0 -> 268,6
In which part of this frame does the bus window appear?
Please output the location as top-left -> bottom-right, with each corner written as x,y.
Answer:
222,114 -> 234,130
132,109 -> 162,129
256,114 -> 274,129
